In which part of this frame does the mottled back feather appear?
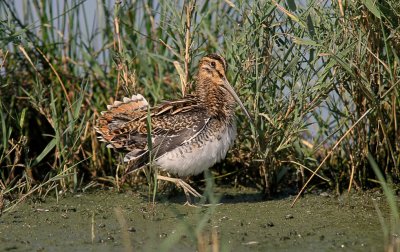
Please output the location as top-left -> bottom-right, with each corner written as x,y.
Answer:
96,94 -> 211,170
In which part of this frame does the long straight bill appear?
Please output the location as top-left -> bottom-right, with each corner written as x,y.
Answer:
223,79 -> 254,126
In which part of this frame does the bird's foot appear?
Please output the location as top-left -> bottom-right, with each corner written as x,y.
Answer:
157,175 -> 203,205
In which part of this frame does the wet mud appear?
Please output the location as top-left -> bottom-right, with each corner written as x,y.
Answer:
0,188 -> 392,251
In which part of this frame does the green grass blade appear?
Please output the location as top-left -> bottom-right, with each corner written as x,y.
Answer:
33,138 -> 56,166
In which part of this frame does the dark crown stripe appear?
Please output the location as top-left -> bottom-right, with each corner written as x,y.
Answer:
204,53 -> 227,72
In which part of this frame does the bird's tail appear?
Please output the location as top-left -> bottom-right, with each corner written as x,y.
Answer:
95,94 -> 148,144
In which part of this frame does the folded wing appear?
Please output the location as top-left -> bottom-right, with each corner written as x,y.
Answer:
95,94 -> 210,170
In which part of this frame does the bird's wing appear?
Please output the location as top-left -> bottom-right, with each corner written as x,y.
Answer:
95,94 -> 210,169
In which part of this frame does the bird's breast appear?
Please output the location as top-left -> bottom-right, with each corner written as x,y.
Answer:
155,120 -> 237,177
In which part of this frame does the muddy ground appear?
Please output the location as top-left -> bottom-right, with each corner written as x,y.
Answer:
0,187 -> 393,251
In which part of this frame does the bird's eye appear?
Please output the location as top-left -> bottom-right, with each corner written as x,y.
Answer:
210,61 -> 216,68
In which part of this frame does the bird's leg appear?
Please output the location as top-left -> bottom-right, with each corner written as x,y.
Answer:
157,175 -> 202,205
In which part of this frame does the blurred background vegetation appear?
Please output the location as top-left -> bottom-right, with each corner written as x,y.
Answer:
0,0 -> 399,206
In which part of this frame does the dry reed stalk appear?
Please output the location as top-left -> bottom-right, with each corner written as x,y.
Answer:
183,1 -> 196,95
35,47 -> 72,110
114,207 -> 133,252
291,108 -> 373,207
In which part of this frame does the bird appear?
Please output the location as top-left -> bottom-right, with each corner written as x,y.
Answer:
95,54 -> 252,204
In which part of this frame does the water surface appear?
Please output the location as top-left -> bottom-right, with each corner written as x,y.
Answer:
0,188 -> 389,251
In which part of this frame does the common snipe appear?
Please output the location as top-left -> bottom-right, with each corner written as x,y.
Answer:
95,54 -> 251,204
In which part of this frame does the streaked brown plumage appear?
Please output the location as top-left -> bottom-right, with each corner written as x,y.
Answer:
95,54 -> 251,203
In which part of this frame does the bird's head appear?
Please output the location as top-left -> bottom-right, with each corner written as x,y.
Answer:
197,54 -> 253,124
198,53 -> 228,81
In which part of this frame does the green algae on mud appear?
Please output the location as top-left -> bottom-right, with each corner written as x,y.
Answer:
0,189 -> 391,251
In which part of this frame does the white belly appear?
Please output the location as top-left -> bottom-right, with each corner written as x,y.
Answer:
155,122 -> 237,177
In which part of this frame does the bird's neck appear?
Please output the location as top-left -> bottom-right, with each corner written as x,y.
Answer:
195,77 -> 235,119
